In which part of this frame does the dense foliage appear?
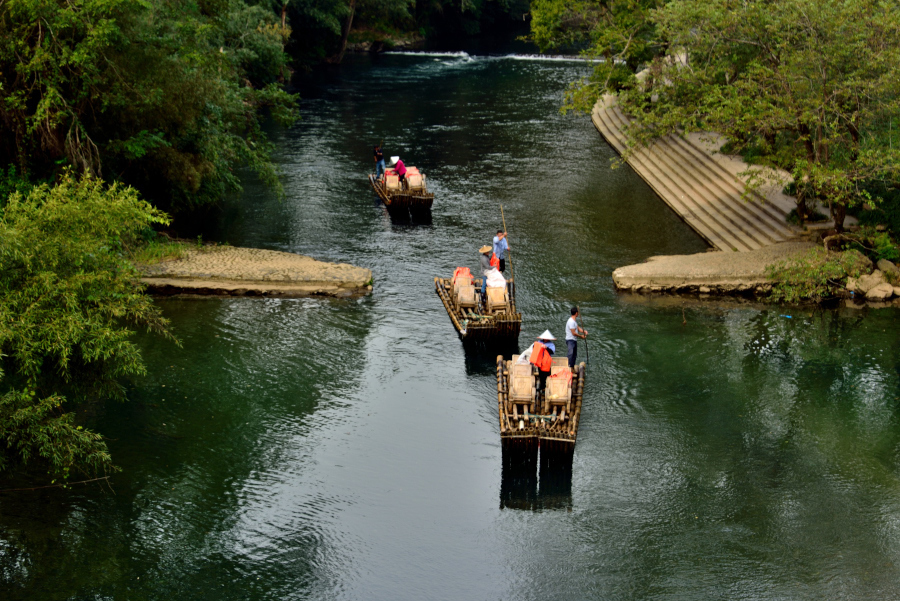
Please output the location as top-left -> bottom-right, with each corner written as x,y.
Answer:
533,0 -> 900,232
531,0 -> 665,105
0,174 -> 173,479
0,0 -> 298,212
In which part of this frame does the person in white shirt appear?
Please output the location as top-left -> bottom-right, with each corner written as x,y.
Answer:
565,306 -> 588,369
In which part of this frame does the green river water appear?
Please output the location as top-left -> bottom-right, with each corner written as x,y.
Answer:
2,50 -> 900,601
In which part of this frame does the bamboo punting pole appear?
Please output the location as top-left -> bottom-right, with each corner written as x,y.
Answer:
497,356 -> 506,434
500,204 -> 514,284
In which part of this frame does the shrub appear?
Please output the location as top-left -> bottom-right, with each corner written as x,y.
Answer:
0,173 -> 175,479
766,247 -> 870,303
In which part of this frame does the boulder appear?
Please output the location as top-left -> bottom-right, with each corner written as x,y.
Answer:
894,286 -> 900,297
877,259 -> 899,279
845,277 -> 858,292
865,282 -> 895,300
856,270 -> 886,294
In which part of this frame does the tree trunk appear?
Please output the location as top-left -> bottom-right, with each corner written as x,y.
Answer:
833,202 -> 846,233
330,0 -> 356,64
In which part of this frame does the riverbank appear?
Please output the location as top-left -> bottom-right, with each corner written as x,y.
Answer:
139,246 -> 372,297
612,241 -> 811,294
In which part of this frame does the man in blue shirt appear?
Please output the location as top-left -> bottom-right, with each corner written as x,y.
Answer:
492,230 -> 509,273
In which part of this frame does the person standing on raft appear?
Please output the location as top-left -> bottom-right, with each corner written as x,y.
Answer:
479,244 -> 493,305
566,307 -> 588,369
391,156 -> 407,189
492,230 -> 509,273
374,144 -> 385,180
531,330 -> 556,391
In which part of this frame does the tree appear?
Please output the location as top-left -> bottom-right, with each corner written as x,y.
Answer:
530,0 -> 666,110
0,0 -> 298,212
534,0 -> 900,231
0,173 -> 173,479
608,0 -> 900,231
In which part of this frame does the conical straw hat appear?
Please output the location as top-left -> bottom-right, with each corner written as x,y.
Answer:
479,245 -> 492,253
538,330 -> 556,340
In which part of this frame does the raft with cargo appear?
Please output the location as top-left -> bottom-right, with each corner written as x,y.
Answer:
496,354 -> 585,453
434,267 -> 522,342
368,164 -> 434,213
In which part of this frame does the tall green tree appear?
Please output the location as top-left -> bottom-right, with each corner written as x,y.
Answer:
0,0 -> 298,212
616,0 -> 900,230
0,173 -> 173,479
530,0 -> 666,109
534,0 -> 900,231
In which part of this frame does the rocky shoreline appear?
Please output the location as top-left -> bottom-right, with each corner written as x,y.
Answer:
612,242 -> 900,307
846,259 -> 900,301
139,246 -> 372,298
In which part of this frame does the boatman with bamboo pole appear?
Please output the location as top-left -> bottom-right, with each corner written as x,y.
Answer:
492,230 -> 509,273
566,307 -> 588,369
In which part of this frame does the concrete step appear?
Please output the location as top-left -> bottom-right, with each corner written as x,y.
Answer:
657,131 -> 793,236
662,129 -> 794,233
603,106 -> 767,251
600,106 -> 764,251
593,96 -> 802,252
605,106 -> 790,245
594,105 -> 745,251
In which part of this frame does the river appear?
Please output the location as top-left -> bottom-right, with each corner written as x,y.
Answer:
3,51 -> 900,601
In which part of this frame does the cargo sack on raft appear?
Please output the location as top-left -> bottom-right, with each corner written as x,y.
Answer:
452,267 -> 474,296
485,268 -> 506,288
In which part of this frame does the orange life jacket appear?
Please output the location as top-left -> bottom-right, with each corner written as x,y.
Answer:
530,341 -> 552,372
490,253 -> 499,269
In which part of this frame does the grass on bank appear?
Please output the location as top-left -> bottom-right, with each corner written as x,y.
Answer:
129,235 -> 224,266
766,227 -> 900,303
765,247 -> 871,303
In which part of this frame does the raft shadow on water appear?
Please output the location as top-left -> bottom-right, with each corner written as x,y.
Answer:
373,197 -> 433,226
500,439 -> 573,511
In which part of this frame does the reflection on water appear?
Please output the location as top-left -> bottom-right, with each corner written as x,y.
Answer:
501,442 -> 574,512
2,49 -> 900,601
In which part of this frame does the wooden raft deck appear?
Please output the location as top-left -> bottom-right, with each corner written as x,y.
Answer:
497,356 -> 585,452
368,174 -> 434,213
592,95 -> 799,252
434,277 -> 522,343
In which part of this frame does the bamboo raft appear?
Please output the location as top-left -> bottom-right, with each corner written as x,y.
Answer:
496,355 -> 585,452
434,274 -> 522,343
368,166 -> 434,213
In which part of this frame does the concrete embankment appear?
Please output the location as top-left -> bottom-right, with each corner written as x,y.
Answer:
612,242 -> 813,294
592,95 -> 802,252
139,246 -> 372,298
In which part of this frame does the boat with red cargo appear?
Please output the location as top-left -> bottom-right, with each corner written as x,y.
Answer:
368,163 -> 434,213
434,266 -> 522,343
496,353 -> 585,453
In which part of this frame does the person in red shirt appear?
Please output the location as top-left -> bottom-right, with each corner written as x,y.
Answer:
392,156 -> 408,189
